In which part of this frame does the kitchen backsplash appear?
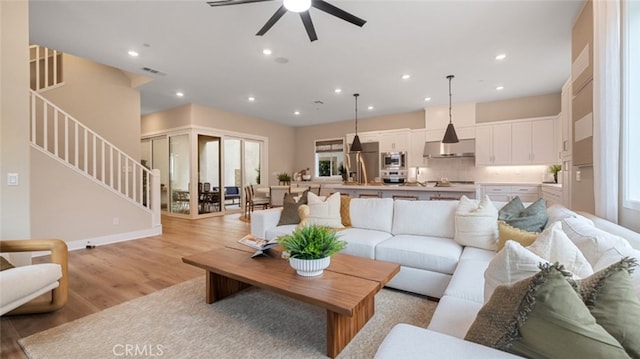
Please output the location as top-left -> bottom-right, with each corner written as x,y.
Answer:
409,157 -> 552,183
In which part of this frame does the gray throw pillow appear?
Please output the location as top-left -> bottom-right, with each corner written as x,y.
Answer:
498,197 -> 548,233
277,190 -> 309,226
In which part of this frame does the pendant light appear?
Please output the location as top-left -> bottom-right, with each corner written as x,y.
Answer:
442,75 -> 460,143
350,93 -> 363,152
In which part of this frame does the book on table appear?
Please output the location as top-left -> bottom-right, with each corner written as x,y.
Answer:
238,234 -> 279,257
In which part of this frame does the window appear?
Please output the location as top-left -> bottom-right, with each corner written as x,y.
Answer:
622,0 -> 640,210
314,139 -> 344,178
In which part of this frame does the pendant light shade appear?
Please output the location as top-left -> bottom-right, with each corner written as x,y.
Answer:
350,93 -> 363,152
442,75 -> 460,144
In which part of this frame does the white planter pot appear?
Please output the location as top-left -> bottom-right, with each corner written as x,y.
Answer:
289,256 -> 331,277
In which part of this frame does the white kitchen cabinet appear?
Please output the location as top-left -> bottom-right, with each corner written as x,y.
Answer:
408,129 -> 427,167
482,184 -> 541,203
425,102 -> 476,130
511,118 -> 557,165
424,126 -> 475,143
475,123 -> 511,166
560,79 -> 573,160
379,129 -> 410,153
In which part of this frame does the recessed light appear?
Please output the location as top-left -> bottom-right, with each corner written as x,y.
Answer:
424,97 -> 432,102
248,96 -> 255,102
262,49 -> 272,55
496,86 -> 504,91
176,92 -> 184,97
334,88 -> 342,94
367,106 -> 374,110
402,74 -> 411,80
128,50 -> 139,57
294,111 -> 300,115
495,53 -> 507,60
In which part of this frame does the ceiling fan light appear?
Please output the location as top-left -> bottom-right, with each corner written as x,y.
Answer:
283,0 -> 311,13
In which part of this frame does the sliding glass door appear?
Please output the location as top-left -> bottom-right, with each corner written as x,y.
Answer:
198,135 -> 222,214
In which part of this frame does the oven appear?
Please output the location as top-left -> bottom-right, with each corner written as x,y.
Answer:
381,151 -> 406,170
381,169 -> 408,184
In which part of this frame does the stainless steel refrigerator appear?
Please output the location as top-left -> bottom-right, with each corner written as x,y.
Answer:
346,142 -> 379,184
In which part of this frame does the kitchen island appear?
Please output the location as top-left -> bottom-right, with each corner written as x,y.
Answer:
325,184 -> 480,200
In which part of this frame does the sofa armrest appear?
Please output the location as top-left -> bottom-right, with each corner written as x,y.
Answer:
375,325 -> 523,359
0,239 -> 68,314
250,208 -> 284,239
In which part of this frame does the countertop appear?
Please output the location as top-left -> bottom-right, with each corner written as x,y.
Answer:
327,184 -> 480,193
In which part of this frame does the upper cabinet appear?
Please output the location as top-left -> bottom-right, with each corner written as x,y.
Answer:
511,118 -> 557,165
425,102 -> 476,131
408,130 -> 427,167
475,123 -> 512,166
476,117 -> 557,166
379,129 -> 410,153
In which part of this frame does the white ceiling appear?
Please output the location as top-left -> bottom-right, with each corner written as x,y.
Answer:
29,0 -> 584,127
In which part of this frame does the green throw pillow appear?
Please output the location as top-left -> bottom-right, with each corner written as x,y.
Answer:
277,190 -> 309,226
0,256 -> 15,271
498,197 -> 548,233
466,263 -> 629,359
574,258 -> 640,358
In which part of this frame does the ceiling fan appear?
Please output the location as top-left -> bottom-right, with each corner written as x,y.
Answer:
206,0 -> 366,42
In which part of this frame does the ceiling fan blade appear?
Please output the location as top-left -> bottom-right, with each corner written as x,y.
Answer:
206,0 -> 273,7
300,11 -> 318,42
256,5 -> 288,36
312,0 -> 366,27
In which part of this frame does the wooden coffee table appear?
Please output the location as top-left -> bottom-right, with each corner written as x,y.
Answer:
182,245 -> 399,358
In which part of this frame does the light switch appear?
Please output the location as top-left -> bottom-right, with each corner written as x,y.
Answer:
7,173 -> 19,186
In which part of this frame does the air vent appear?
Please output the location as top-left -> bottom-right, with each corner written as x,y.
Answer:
141,67 -> 166,76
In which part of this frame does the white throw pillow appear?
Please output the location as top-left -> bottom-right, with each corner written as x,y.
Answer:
561,217 -> 632,266
483,240 -> 548,303
544,204 -> 594,229
349,198 -> 394,232
306,192 -> 344,228
454,195 -> 498,251
526,221 -> 594,278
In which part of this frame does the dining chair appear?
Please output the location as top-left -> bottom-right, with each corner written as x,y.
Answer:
245,185 -> 270,218
359,193 -> 381,198
269,185 -> 291,207
392,195 -> 418,201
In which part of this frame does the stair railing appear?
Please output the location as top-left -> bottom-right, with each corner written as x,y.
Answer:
29,90 -> 160,226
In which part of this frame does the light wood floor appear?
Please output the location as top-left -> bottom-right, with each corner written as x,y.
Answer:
1,213 -> 251,359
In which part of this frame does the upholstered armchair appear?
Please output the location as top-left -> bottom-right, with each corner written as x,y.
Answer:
0,239 -> 68,315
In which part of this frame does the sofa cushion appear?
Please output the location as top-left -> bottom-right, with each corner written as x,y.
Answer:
454,195 -> 498,251
375,235 -> 462,275
460,246 -> 497,262
265,224 -> 298,241
561,216 -> 632,266
527,221 -> 593,279
335,228 -> 393,259
498,196 -> 548,233
0,263 -> 62,308
574,258 -> 640,357
497,221 -> 539,251
468,263 -> 628,358
349,198 -> 394,232
444,259 -> 490,304
427,295 -> 484,339
306,192 -> 343,228
391,200 -> 457,238
277,191 -> 308,226
545,203 -> 594,229
375,325 -> 522,359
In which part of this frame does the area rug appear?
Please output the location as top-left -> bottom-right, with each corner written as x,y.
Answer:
19,278 -> 436,358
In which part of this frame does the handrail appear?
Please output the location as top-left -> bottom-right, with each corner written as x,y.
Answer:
29,90 -> 160,226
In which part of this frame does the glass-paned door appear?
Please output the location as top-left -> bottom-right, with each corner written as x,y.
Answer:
224,138 -> 242,211
198,135 -> 222,214
169,134 -> 190,215
244,140 -> 262,186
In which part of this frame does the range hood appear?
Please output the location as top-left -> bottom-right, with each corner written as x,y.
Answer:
423,139 -> 475,158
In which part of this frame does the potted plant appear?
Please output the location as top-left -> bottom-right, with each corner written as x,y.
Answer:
549,164 -> 562,183
277,225 -> 347,276
277,172 -> 292,185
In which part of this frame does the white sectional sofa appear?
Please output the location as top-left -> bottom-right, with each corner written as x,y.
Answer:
250,198 -> 640,357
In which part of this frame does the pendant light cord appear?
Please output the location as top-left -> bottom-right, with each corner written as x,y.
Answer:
447,75 -> 454,125
354,93 -> 360,134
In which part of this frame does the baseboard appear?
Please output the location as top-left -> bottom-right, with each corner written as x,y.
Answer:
31,225 -> 163,257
